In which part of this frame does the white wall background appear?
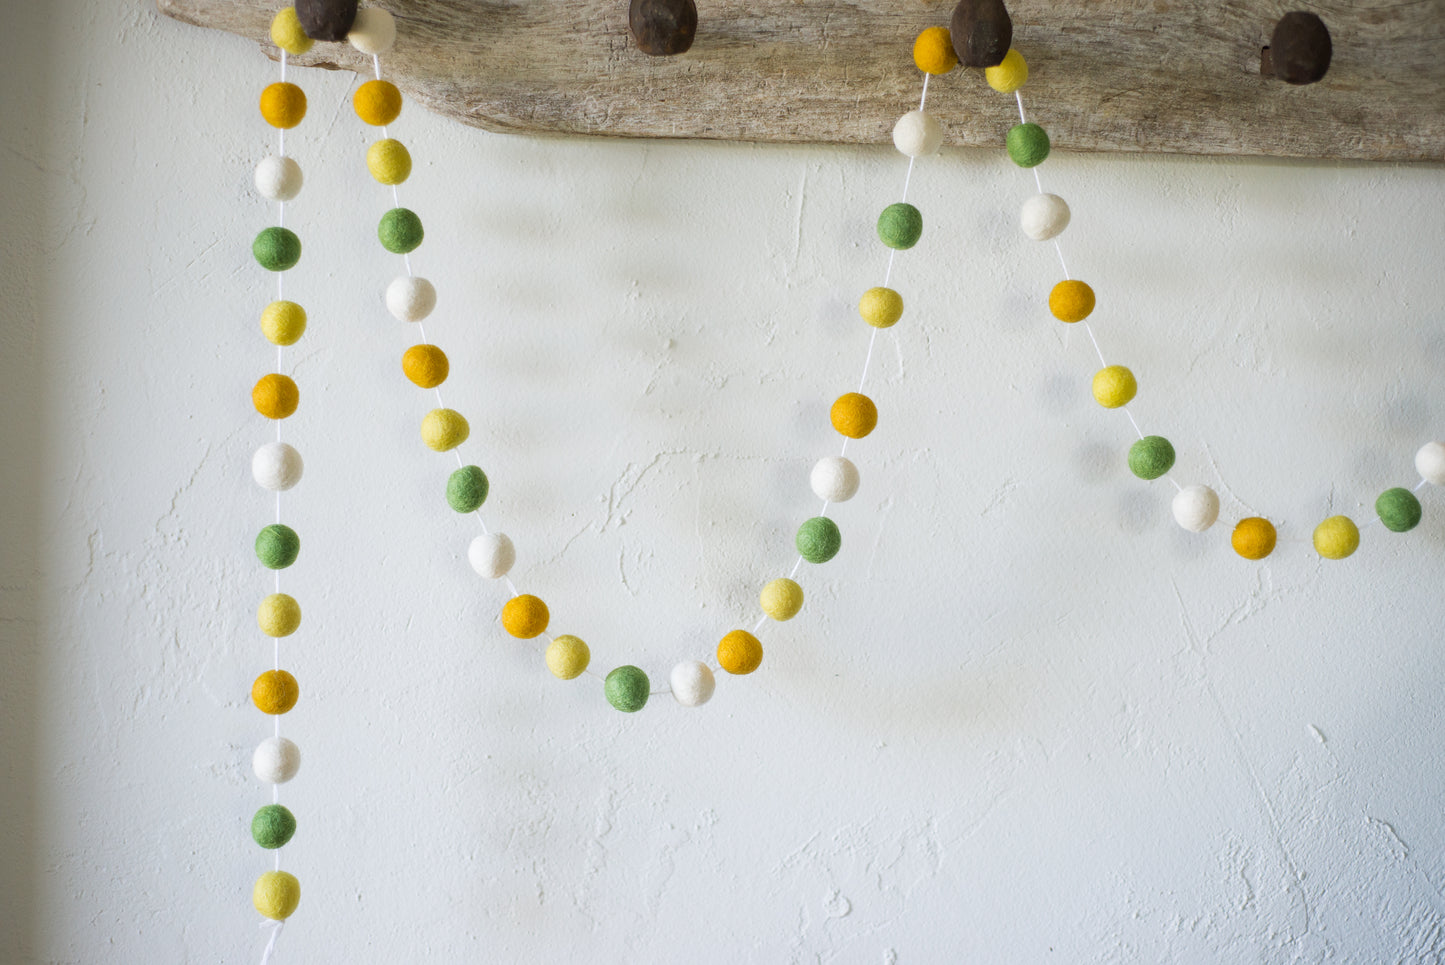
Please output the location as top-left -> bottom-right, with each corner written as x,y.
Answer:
4,2 -> 1445,962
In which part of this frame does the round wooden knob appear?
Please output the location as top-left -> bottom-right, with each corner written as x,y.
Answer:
296,0 -> 358,42
951,0 -> 1013,69
1270,11 -> 1332,85
629,0 -> 698,56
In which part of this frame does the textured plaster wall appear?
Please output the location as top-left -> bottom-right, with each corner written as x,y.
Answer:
4,2 -> 1445,963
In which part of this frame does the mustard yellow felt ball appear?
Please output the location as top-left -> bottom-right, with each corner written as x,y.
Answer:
252,374 -> 299,420
545,635 -> 590,680
260,82 -> 307,129
420,408 -> 469,451
1232,517 -> 1277,561
502,594 -> 549,639
717,629 -> 763,675
260,301 -> 306,346
1092,365 -> 1137,408
402,344 -> 449,389
253,870 -> 300,921
830,392 -> 878,439
367,138 -> 412,185
354,80 -> 402,126
257,593 -> 301,638
270,8 -> 314,55
760,578 -> 803,621
1313,515 -> 1359,560
985,48 -> 1028,93
1049,280 -> 1095,323
252,669 -> 299,715
858,287 -> 903,329
913,26 -> 958,74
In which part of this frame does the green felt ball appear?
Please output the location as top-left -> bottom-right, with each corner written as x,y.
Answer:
1128,435 -> 1176,480
378,208 -> 424,254
255,523 -> 300,569
1006,122 -> 1051,168
253,227 -> 301,272
1376,487 -> 1423,532
251,804 -> 296,850
796,516 -> 842,564
446,465 -> 489,513
605,665 -> 650,713
877,202 -> 923,250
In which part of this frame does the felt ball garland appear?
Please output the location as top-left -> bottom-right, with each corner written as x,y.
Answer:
955,25 -> 1441,561
345,19 -> 948,716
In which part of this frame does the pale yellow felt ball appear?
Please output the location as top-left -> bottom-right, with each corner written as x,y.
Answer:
830,392 -> 878,439
1049,279 -> 1095,323
717,629 -> 763,675
1091,365 -> 1137,408
260,301 -> 307,346
420,408 -> 469,451
366,138 -> 412,185
760,578 -> 804,621
270,8 -> 314,55
254,870 -> 301,921
258,593 -> 301,638
1313,515 -> 1359,560
354,80 -> 402,127
913,26 -> 958,75
502,594 -> 550,639
260,82 -> 307,130
858,287 -> 904,328
545,635 -> 590,680
985,49 -> 1029,93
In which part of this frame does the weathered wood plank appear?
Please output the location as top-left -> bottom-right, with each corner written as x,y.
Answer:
156,0 -> 1445,161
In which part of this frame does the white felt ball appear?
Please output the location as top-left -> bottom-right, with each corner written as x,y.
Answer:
469,533 -> 516,579
252,442 -> 304,492
670,661 -> 715,707
386,276 -> 436,322
891,109 -> 943,158
254,155 -> 303,202
1416,442 -> 1445,485
1020,193 -> 1071,241
347,8 -> 397,55
252,737 -> 301,785
810,456 -> 860,503
1171,484 -> 1220,532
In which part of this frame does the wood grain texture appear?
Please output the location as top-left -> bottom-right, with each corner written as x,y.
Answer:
156,0 -> 1445,160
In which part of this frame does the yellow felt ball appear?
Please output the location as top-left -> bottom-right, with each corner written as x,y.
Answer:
858,287 -> 904,329
253,871 -> 300,921
545,635 -> 590,680
270,8 -> 314,55
1231,517 -> 1277,561
913,26 -> 958,75
260,82 -> 307,130
985,48 -> 1029,93
1091,365 -> 1137,408
367,138 -> 412,185
1049,280 -> 1095,323
830,392 -> 878,439
717,629 -> 763,675
260,301 -> 306,346
252,669 -> 299,715
354,80 -> 402,127
760,578 -> 803,621
1313,515 -> 1360,560
502,594 -> 549,639
402,344 -> 449,389
420,408 -> 469,451
257,593 -> 301,638
252,374 -> 299,420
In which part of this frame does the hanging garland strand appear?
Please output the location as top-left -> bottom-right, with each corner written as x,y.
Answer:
941,25 -> 1443,559
342,8 -> 952,711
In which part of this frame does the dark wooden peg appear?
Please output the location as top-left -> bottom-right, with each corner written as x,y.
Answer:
1267,11 -> 1332,85
629,0 -> 698,56
951,0 -> 1013,69
295,0 -> 359,42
